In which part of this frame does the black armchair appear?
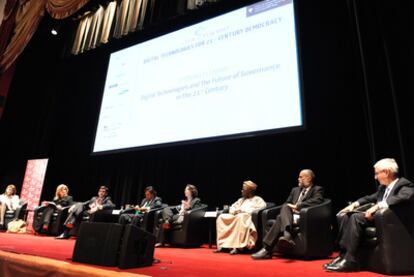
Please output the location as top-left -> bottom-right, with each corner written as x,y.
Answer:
2,199 -> 28,229
154,204 -> 208,247
119,204 -> 167,233
357,204 -> 414,275
32,205 -> 70,236
262,199 -> 333,258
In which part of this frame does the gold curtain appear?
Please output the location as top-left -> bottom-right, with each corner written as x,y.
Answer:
71,0 -> 153,55
100,1 -> 117,44
71,1 -> 117,55
0,0 -> 47,73
46,0 -> 90,19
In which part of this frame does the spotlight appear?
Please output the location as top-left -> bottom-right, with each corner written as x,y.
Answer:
51,24 -> 61,36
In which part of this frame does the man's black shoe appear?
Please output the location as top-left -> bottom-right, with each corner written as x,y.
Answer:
55,233 -> 70,239
251,248 -> 272,259
323,255 -> 343,269
325,259 -> 359,272
277,236 -> 295,249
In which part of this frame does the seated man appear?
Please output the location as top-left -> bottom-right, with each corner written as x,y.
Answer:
214,180 -> 266,255
252,169 -> 324,259
155,184 -> 201,247
56,185 -> 115,239
118,186 -> 162,226
324,158 -> 414,272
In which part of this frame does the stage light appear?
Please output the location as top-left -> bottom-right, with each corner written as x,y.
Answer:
51,28 -> 58,35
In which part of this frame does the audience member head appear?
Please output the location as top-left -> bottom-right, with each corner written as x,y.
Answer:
241,180 -> 257,198
4,184 -> 17,196
98,186 -> 109,198
185,184 -> 198,199
144,186 -> 157,200
55,184 -> 69,200
298,169 -> 315,188
374,158 -> 399,186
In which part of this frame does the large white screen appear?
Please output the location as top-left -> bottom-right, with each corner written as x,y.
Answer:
93,0 -> 303,153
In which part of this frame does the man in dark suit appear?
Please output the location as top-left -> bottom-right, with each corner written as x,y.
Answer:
324,158 -> 414,272
118,186 -> 162,226
252,169 -> 324,259
55,185 -> 115,239
155,184 -> 201,247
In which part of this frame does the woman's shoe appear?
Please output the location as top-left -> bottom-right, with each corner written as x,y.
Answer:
229,248 -> 240,255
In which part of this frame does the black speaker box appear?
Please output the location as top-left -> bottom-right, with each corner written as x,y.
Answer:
118,224 -> 156,269
72,222 -> 124,266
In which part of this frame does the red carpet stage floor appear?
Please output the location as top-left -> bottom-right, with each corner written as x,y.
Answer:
0,232 -> 410,277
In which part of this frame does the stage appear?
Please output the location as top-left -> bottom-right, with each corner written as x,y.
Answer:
0,232 -> 405,277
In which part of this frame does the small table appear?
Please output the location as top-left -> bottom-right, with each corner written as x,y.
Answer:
204,211 -> 218,248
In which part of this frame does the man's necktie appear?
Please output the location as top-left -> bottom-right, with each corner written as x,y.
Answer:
296,189 -> 306,205
382,187 -> 391,202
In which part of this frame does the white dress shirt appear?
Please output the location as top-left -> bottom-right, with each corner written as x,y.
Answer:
378,178 -> 399,209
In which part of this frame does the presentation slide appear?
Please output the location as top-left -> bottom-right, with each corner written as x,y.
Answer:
93,0 -> 303,153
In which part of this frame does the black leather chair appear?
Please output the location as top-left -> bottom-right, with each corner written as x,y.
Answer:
154,204 -> 208,247
2,199 -> 28,229
357,204 -> 414,275
120,204 -> 168,233
32,205 -> 70,236
261,199 -> 333,258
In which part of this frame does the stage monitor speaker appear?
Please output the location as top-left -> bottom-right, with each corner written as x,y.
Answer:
72,222 -> 123,266
118,224 -> 156,269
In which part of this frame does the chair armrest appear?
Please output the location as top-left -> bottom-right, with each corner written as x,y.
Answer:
298,199 -> 332,239
34,205 -> 46,213
251,202 -> 275,229
14,202 -> 28,219
181,204 -> 208,227
374,206 -> 414,245
55,206 -> 70,216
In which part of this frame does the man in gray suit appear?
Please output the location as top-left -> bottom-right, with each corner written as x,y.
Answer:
252,169 -> 324,259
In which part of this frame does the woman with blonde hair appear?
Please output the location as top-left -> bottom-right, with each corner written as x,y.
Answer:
0,184 -> 20,228
38,184 -> 73,232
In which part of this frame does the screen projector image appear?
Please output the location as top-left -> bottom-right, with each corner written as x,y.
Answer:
93,0 -> 303,153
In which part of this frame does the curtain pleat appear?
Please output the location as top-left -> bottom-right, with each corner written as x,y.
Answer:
79,16 -> 92,53
100,1 -> 117,44
0,0 -> 47,73
90,6 -> 104,49
71,16 -> 87,55
46,0 -> 90,19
